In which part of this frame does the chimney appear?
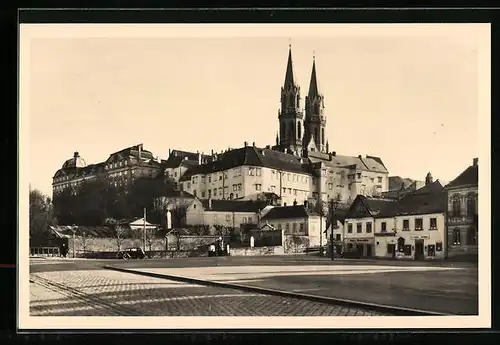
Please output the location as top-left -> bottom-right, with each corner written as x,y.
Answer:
473,158 -> 478,166
332,151 -> 336,156
138,144 -> 142,161
358,155 -> 362,159
303,200 -> 308,208
265,145 -> 271,149
208,198 -> 212,210
293,200 -> 297,206
211,149 -> 214,156
168,149 -> 171,156
244,141 -> 248,147
73,151 -> 79,158
252,142 -> 255,147
198,152 -> 202,165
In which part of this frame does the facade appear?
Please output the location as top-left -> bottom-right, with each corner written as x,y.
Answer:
344,178 -> 446,260
445,158 -> 478,260
185,198 -> 271,229
259,204 -> 327,248
52,144 -> 164,197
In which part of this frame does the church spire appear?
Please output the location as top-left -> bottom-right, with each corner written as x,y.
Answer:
284,45 -> 295,88
308,55 -> 319,97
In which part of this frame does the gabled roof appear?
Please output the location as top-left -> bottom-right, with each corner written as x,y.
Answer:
445,164 -> 478,189
261,205 -> 311,220
324,155 -> 388,173
200,199 -> 269,213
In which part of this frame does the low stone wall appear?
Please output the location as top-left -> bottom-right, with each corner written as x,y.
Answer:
68,237 -> 167,256
230,246 -> 284,256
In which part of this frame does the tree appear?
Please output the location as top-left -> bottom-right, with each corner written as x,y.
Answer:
29,188 -> 54,241
80,230 -> 89,253
115,225 -> 126,251
152,194 -> 193,228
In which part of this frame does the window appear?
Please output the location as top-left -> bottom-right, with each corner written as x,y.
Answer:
201,191 -> 205,198
436,242 -> 443,252
208,190 -> 212,198
282,187 -> 286,194
208,176 -> 211,183
285,223 -> 290,232
299,223 -> 304,232
347,224 -> 353,233
233,184 -> 237,192
356,223 -> 362,233
381,222 -> 387,232
201,176 -> 206,183
229,193 -> 234,200
218,187 -> 222,196
452,228 -> 461,245
213,188 -> 217,196
378,176 -> 383,183
219,175 -> 223,181
366,222 -> 372,233
397,237 -> 405,252
467,227 -> 477,245
328,183 -> 333,190
452,196 -> 461,217
226,214 -> 231,222
335,234 -> 341,241
427,245 -> 436,257
187,182 -> 191,189
256,168 -> 261,176
357,173 -> 361,179
403,219 -> 409,230
429,218 -> 437,230
415,218 -> 423,231
248,167 -> 255,176
193,190 -> 197,197
403,245 -> 412,256
292,223 -> 297,232
287,173 -> 291,181
277,224 -> 282,230
255,184 -> 262,191
467,195 -> 476,217
387,244 -> 395,254
238,184 -> 242,191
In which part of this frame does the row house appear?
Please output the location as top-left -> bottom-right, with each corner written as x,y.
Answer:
177,143 -> 389,207
52,144 -> 164,197
343,178 -> 447,260
259,204 -> 327,249
445,158 -> 479,260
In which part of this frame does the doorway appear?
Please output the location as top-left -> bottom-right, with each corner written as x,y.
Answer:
356,244 -> 364,258
366,244 -> 373,257
414,239 -> 424,260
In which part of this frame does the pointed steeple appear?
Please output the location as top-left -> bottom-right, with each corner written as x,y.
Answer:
284,45 -> 295,87
308,55 -> 319,97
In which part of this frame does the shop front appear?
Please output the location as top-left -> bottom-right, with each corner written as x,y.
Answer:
344,238 -> 375,258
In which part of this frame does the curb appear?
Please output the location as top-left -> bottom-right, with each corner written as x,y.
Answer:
103,265 -> 448,316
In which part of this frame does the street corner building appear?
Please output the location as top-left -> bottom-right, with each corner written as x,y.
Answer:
445,158 -> 479,261
342,175 -> 448,261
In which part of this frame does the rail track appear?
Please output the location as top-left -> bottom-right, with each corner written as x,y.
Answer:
30,274 -> 142,316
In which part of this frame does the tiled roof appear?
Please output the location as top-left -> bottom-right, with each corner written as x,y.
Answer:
261,205 -> 311,220
445,164 -> 478,189
348,180 -> 446,219
200,199 -> 269,213
388,176 -> 415,191
323,154 -> 388,173
53,162 -> 106,179
179,146 -> 311,182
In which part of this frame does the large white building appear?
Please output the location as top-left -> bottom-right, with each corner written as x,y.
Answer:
167,46 -> 390,206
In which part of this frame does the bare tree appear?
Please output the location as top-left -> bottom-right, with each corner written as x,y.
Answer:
80,231 -> 89,253
115,225 -> 126,252
153,195 -> 193,228
145,227 -> 155,252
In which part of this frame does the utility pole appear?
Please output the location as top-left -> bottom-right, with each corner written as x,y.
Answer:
330,200 -> 335,261
143,207 -> 146,252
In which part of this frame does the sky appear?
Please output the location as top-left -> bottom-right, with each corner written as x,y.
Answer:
21,24 -> 489,197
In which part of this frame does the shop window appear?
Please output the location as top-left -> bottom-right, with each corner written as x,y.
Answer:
403,245 -> 412,256
397,237 -> 405,252
427,244 -> 436,257
436,242 -> 443,252
452,228 -> 461,245
347,243 -> 353,250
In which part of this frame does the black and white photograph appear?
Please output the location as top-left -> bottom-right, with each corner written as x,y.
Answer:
19,22 -> 490,329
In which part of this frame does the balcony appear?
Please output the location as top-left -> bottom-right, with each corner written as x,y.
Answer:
447,213 -> 476,225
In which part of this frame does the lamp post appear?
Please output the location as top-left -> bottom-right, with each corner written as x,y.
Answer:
330,200 -> 335,261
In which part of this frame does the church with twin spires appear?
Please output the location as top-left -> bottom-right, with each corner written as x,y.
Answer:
273,45 -> 328,157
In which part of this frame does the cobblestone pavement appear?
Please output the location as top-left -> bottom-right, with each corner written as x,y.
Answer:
30,270 -> 391,316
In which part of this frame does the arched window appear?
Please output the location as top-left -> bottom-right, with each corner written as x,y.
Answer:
397,237 -> 405,252
467,227 -> 477,245
452,228 -> 461,245
452,195 -> 461,217
321,128 -> 325,145
297,122 -> 302,139
229,193 -> 234,200
467,194 -> 476,217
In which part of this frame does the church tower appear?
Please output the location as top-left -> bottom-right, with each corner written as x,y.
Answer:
278,45 -> 304,156
303,56 -> 327,153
